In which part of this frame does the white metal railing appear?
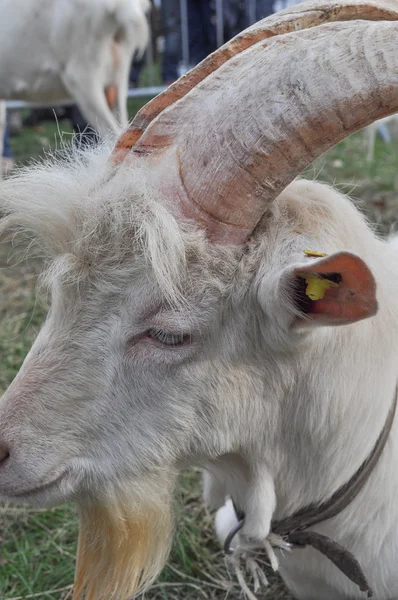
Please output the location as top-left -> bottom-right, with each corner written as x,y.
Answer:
5,86 -> 167,111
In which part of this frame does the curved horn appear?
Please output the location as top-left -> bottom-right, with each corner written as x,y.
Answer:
117,20 -> 398,244
114,0 -> 398,156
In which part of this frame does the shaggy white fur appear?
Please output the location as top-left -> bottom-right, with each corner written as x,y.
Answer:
0,140 -> 398,599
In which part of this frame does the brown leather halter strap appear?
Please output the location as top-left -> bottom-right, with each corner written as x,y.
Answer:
225,387 -> 398,598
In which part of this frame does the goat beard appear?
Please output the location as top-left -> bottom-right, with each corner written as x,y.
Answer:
72,472 -> 176,600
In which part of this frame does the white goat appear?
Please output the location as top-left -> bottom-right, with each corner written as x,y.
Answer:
0,0 -> 149,139
1,2 -> 398,600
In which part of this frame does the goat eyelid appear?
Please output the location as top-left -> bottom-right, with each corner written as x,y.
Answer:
146,328 -> 192,347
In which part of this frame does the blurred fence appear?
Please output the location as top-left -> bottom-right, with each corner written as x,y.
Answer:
5,0 -> 298,112
5,88 -> 166,111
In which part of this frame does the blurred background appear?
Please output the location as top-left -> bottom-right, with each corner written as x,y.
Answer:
1,0 -> 398,598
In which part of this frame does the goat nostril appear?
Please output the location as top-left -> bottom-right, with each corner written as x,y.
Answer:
0,446 -> 10,465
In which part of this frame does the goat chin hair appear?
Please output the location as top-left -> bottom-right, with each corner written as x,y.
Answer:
72,474 -> 175,600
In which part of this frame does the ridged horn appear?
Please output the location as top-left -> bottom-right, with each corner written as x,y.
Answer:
114,0 -> 398,156
115,7 -> 398,244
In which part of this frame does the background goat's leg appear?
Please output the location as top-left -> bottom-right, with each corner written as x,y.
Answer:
112,60 -> 130,130
62,68 -> 121,138
109,40 -> 131,130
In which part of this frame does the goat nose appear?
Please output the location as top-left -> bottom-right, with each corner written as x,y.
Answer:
0,445 -> 10,465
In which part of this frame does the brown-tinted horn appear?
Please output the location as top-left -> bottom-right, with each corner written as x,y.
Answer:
114,3 -> 398,244
114,0 -> 398,156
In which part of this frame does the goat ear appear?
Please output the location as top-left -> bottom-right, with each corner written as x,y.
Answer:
294,252 -> 377,326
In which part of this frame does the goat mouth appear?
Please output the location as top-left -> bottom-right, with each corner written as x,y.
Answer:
10,471 -> 68,498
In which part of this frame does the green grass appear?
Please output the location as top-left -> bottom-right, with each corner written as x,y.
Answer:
1,103 -> 398,599
8,97 -> 152,164
0,471 -> 243,600
0,504 -> 77,599
308,132 -> 398,236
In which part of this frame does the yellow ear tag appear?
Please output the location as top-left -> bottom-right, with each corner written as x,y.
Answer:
305,276 -> 340,301
302,250 -> 340,300
304,249 -> 328,258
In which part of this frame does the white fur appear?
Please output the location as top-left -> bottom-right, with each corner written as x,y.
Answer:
0,144 -> 398,599
0,0 -> 149,151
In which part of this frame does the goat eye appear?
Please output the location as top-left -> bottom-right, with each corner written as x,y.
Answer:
147,328 -> 191,347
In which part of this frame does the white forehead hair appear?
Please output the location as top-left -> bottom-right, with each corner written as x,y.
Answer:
0,140 -> 194,304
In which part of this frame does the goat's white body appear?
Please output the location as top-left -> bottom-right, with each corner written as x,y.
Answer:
205,183 -> 398,599
0,0 -> 148,139
277,258 -> 398,600
0,144 -> 398,598
214,299 -> 398,599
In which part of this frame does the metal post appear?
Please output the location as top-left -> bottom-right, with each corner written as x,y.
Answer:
216,0 -> 224,48
145,22 -> 155,88
5,87 -> 168,111
247,0 -> 256,25
0,102 -> 5,178
179,0 -> 190,72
